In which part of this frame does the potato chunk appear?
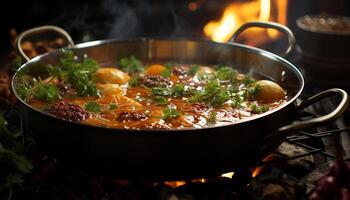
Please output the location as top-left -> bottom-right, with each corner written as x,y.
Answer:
144,64 -> 166,76
98,94 -> 142,109
96,68 -> 130,84
197,66 -> 214,75
255,80 -> 285,103
96,83 -> 123,96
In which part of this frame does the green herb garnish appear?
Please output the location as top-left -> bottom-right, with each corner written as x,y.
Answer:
33,83 -> 60,102
151,87 -> 172,96
230,93 -> 243,108
153,96 -> 168,105
151,84 -> 192,98
190,80 -> 230,107
172,84 -> 185,97
47,50 -> 100,97
207,111 -> 217,124
16,77 -> 60,103
119,56 -> 144,74
85,101 -> 101,113
250,103 -> 269,113
161,68 -> 171,78
163,106 -> 181,120
189,65 -> 200,75
128,76 -> 139,87
109,103 -> 118,110
243,84 -> 260,100
215,67 -> 237,84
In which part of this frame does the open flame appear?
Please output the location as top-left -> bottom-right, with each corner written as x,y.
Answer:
204,0 -> 288,43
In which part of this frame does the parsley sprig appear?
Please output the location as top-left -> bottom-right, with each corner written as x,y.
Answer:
151,84 -> 192,98
85,101 -> 101,113
16,76 -> 60,103
48,50 -> 100,97
163,106 -> 181,120
190,79 -> 230,107
118,56 -> 144,74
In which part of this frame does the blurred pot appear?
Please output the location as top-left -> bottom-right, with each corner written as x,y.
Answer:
296,15 -> 350,60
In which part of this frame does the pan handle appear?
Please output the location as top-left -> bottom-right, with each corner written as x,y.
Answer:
15,25 -> 75,62
264,88 -> 349,140
230,21 -> 296,57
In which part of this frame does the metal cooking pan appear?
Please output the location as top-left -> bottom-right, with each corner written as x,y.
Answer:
12,22 -> 349,179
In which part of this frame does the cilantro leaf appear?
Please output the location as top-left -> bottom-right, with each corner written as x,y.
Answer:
163,106 -> 181,120
85,101 -> 101,113
189,65 -> 199,75
151,87 -> 172,96
119,56 -> 144,74
190,80 -> 230,107
16,77 -> 60,103
207,111 -> 217,124
153,96 -> 168,105
172,84 -> 185,97
109,103 -> 118,110
66,58 -> 100,97
250,103 -> 269,113
46,50 -> 100,97
128,76 -> 139,87
161,68 -> 171,78
33,83 -> 60,102
215,67 -> 237,84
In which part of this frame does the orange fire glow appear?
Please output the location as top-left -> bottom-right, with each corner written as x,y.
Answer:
204,0 -> 288,43
252,154 -> 276,177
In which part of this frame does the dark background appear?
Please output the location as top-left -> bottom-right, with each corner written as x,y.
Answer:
1,0 -> 350,53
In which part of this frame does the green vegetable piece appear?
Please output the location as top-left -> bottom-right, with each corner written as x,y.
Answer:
190,80 -> 230,107
243,84 -> 260,100
161,68 -> 171,78
250,103 -> 269,113
16,83 -> 31,101
85,101 -> 101,113
151,87 -> 172,96
215,67 -> 237,84
109,103 -> 118,110
33,83 -> 60,103
230,93 -> 243,108
119,56 -> 144,74
172,84 -> 185,97
67,58 -> 100,97
207,111 -> 217,124
129,76 -> 139,87
189,65 -> 200,75
46,50 -> 100,97
163,106 -> 181,120
153,96 -> 168,105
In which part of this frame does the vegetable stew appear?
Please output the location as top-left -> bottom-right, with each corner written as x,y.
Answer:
15,51 -> 287,129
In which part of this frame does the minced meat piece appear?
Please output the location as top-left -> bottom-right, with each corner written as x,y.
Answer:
48,102 -> 91,121
172,66 -> 189,76
116,111 -> 148,122
139,75 -> 171,87
191,102 -> 209,112
56,82 -> 71,94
